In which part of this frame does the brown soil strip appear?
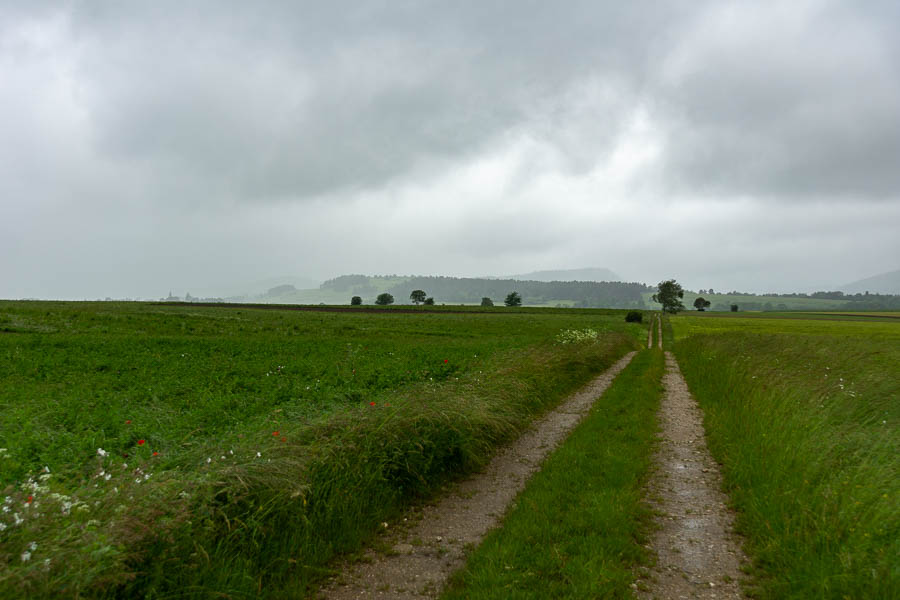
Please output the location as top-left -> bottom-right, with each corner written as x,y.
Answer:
638,352 -> 747,599
317,351 -> 638,599
153,302 -> 486,315
656,315 -> 662,350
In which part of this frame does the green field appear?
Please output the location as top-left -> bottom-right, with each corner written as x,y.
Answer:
0,301 -> 644,597
3,303 -> 896,598
671,312 -> 899,598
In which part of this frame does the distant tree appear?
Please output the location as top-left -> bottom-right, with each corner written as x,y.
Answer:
423,297 -> 434,305
350,296 -> 362,306
693,297 -> 711,311
504,291 -> 522,307
409,289 -> 427,305
375,293 -> 394,306
481,297 -> 494,307
730,304 -> 739,312
625,310 -> 643,323
652,279 -> 685,314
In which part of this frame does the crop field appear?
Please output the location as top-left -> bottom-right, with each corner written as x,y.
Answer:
672,312 -> 899,598
0,301 -> 643,597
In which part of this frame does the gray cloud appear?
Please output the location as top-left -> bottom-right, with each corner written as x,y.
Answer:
654,1 -> 900,199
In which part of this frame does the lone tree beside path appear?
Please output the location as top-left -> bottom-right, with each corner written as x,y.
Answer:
652,279 -> 685,313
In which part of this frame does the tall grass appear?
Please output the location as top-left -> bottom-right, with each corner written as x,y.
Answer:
442,349 -> 664,599
674,331 -> 898,599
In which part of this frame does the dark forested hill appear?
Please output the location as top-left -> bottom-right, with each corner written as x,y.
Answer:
320,275 -> 652,308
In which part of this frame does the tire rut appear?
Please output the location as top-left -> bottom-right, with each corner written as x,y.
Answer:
637,352 -> 747,599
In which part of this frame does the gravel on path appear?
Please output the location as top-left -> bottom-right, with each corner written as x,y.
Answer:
317,351 -> 638,599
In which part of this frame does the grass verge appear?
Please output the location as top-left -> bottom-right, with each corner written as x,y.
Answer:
674,331 -> 898,599
441,348 -> 664,599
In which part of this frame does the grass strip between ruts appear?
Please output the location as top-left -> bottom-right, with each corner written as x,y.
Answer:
442,348 -> 664,599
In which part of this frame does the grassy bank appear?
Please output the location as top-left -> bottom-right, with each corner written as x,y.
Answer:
673,316 -> 898,599
0,301 -> 644,597
442,348 -> 664,599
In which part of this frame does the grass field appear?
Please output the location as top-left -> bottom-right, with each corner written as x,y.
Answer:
671,312 -> 899,598
442,348 -> 664,599
0,301 -> 644,597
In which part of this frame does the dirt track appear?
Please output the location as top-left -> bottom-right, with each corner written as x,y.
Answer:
317,352 -> 637,599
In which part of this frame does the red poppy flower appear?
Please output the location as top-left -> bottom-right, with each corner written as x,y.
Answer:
272,431 -> 280,436
369,401 -> 376,406
443,359 -> 448,363
280,437 -> 287,442
152,451 -> 159,456
26,495 -> 33,503
125,420 -> 132,424
137,439 -> 145,445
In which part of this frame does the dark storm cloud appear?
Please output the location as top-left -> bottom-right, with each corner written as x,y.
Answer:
53,1 -> 694,202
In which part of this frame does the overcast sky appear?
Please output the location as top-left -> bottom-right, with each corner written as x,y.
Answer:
2,0 -> 898,299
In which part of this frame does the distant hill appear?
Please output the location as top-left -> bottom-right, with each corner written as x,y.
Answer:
840,269 -> 900,295
503,267 -> 622,282
263,274 -> 651,308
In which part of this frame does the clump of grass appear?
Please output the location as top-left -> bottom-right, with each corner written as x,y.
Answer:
675,331 -> 898,599
442,349 -> 664,599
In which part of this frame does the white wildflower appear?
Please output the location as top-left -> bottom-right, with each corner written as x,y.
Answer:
20,551 -> 31,562
256,452 -> 262,458
28,541 -> 37,551
206,457 -> 212,464
13,512 -> 23,525
0,522 -> 6,531
97,448 -> 108,457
